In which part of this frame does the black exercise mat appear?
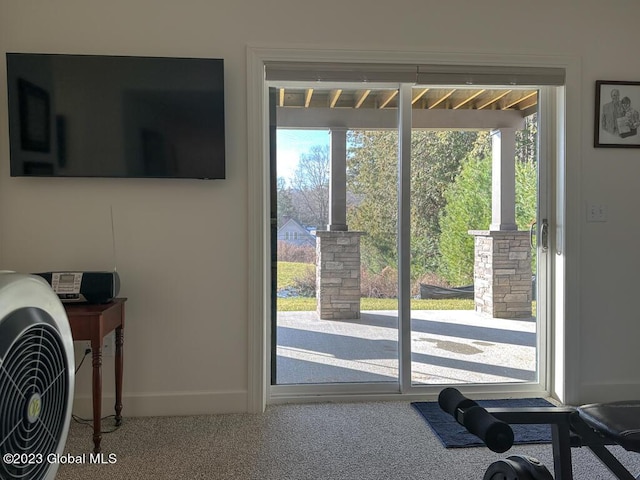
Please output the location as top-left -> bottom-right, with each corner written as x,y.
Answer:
411,398 -> 554,448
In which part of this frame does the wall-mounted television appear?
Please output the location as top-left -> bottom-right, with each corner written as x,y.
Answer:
6,53 -> 226,179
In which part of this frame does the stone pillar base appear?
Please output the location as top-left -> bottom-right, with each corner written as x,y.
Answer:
469,230 -> 533,319
316,231 -> 363,320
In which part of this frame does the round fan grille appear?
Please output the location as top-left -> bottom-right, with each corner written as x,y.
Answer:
0,308 -> 70,480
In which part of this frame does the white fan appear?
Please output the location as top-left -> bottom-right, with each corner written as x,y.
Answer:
0,272 -> 74,480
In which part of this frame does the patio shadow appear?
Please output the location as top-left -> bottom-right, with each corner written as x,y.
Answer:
276,310 -> 536,384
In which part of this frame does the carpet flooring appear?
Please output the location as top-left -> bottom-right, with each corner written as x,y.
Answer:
55,402 -> 640,480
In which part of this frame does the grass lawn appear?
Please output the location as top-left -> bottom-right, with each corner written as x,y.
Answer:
276,261 -> 475,311
276,262 -> 536,312
277,297 -> 474,311
277,261 -> 314,289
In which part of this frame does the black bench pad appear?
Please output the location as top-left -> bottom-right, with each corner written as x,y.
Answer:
578,401 -> 640,452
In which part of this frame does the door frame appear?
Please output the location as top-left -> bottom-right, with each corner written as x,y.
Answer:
247,46 -> 582,412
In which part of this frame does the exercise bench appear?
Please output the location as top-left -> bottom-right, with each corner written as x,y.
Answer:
438,387 -> 640,479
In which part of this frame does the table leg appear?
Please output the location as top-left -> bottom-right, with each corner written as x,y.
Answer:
114,326 -> 123,426
91,340 -> 103,454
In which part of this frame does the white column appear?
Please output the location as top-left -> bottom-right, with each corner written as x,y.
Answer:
328,127 -> 348,231
490,128 -> 518,231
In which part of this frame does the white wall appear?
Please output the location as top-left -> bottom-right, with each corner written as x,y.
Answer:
2,0 -> 640,414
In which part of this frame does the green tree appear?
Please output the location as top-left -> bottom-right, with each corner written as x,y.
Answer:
516,113 -> 538,164
346,129 -> 491,276
516,158 -> 538,275
438,156 -> 492,286
347,130 -> 398,273
438,155 -> 538,286
409,130 -> 490,276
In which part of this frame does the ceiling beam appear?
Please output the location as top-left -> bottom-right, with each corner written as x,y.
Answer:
354,89 -> 371,109
412,88 -> 429,104
379,90 -> 398,109
519,100 -> 538,111
429,89 -> 456,109
477,90 -> 512,110
453,89 -> 486,110
504,91 -> 538,109
328,89 -> 342,108
276,106 -> 526,129
304,89 -> 313,108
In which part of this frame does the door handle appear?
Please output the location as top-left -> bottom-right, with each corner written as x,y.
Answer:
530,219 -> 549,252
540,218 -> 549,252
529,221 -> 536,249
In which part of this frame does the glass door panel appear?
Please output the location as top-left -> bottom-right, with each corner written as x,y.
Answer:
271,85 -> 400,386
408,86 -> 541,386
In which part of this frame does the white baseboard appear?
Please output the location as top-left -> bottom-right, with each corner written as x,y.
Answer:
72,390 -> 248,418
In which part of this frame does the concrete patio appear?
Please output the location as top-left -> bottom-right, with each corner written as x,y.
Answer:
276,309 -> 537,385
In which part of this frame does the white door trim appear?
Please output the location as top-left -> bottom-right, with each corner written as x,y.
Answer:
247,45 -> 581,412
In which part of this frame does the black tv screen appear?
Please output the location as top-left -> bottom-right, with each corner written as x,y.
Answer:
6,53 -> 226,179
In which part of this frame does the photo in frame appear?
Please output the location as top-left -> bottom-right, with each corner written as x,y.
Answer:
595,80 -> 640,148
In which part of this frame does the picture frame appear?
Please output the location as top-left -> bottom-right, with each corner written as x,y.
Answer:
595,80 -> 640,148
18,78 -> 51,152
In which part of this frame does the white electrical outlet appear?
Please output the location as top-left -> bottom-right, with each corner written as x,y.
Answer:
83,334 -> 115,357
587,203 -> 608,222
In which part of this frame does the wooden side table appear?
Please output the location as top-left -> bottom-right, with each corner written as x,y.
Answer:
64,298 -> 126,453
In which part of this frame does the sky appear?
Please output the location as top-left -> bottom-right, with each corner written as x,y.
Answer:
276,129 -> 329,184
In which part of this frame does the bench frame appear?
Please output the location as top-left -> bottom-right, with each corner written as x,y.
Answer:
486,407 -> 637,480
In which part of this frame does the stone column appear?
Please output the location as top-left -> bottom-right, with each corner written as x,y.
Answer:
316,127 -> 362,319
316,231 -> 363,319
468,128 -> 532,318
469,230 -> 532,319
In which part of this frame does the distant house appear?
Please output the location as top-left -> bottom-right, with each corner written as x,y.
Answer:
277,218 -> 316,246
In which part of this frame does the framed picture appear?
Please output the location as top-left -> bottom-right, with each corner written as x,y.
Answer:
18,78 -> 51,152
595,80 -> 640,148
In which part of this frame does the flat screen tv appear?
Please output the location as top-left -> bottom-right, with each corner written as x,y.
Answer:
6,53 -> 226,179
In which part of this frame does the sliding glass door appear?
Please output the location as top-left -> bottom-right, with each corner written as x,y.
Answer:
265,66 -> 557,399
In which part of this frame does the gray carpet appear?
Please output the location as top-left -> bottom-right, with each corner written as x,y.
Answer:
56,402 -> 640,479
